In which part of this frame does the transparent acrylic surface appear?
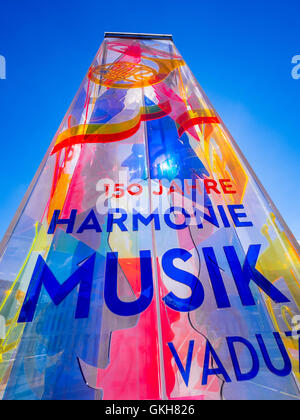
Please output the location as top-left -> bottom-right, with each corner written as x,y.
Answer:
0,36 -> 299,400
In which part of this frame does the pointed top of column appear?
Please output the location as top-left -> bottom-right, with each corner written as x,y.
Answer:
104,32 -> 173,41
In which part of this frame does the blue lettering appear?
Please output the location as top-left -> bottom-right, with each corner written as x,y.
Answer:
77,210 -> 102,233
107,209 -> 128,232
18,253 -> 96,323
228,205 -> 253,227
162,248 -> 205,312
133,210 -> 161,231
227,336 -> 260,381
224,245 -> 290,306
104,250 -> 153,316
164,207 -> 191,230
48,210 -> 77,234
202,340 -> 231,385
194,206 -> 219,229
168,341 -> 195,387
202,247 -> 231,308
218,205 -> 231,228
256,333 -> 292,377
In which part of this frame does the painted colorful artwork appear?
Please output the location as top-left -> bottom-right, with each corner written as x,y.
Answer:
0,33 -> 299,400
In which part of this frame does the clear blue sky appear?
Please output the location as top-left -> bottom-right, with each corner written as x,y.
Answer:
0,0 -> 299,239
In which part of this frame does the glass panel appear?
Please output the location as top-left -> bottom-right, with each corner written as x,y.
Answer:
0,35 -> 299,400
